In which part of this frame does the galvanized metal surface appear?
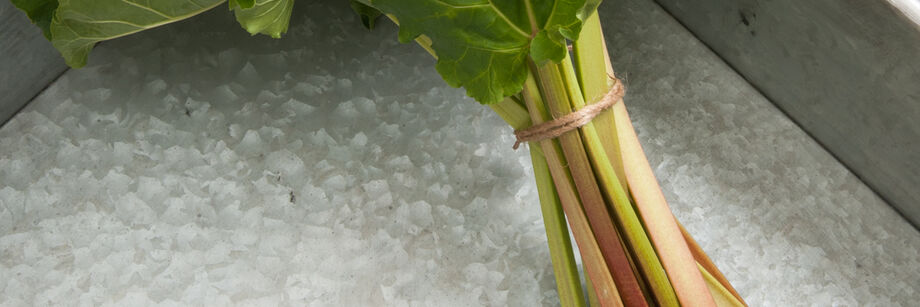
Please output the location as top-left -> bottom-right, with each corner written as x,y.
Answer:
1,1 -> 918,304
653,0 -> 920,227
0,1 -> 67,125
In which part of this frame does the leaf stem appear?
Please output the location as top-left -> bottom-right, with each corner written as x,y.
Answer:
490,99 -> 586,307
562,44 -> 679,307
522,72 -> 625,307
530,144 -> 588,307
600,41 -> 720,307
531,61 -> 647,307
678,222 -> 747,306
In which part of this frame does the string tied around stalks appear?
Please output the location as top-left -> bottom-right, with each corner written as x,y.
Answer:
512,77 -> 625,150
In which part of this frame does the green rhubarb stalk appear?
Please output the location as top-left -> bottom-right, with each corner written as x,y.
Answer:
574,13 -> 719,307
606,54 -> 721,307
529,62 -> 647,307
530,143 -> 589,307
557,50 -> 679,306
699,263 -> 746,307
418,14 -> 588,306
571,15 -> 628,190
490,99 -> 586,307
586,274 -> 601,307
521,73 -> 625,307
491,94 -> 612,307
678,222 -> 747,306
368,14 -> 595,307
492,89 -> 609,307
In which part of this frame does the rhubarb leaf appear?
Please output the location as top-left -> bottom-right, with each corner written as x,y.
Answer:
229,0 -> 255,9
366,0 -> 600,104
231,0 -> 294,38
11,0 -> 58,40
349,0 -> 382,30
49,0 -> 224,68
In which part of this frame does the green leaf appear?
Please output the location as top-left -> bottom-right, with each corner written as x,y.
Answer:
49,0 -> 225,68
231,0 -> 294,38
11,0 -> 59,40
350,0 -> 382,30
367,0 -> 600,104
530,30 -> 566,64
229,0 -> 255,9
536,0 -> 590,59
577,0 -> 602,22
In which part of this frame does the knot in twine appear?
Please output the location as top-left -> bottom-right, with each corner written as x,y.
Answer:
512,77 -> 625,149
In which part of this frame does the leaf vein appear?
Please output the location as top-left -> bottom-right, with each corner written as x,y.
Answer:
430,0 -> 488,9
120,0 -> 173,19
485,0 -> 530,38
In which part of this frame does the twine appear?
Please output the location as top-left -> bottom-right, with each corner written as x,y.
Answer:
512,77 -> 625,150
